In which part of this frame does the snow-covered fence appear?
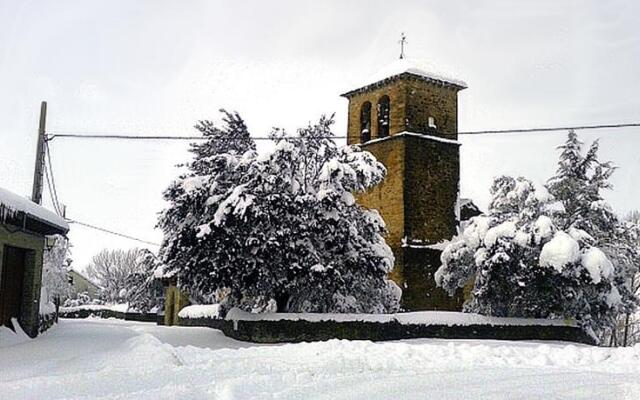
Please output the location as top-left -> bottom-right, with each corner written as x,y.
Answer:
178,308 -> 596,345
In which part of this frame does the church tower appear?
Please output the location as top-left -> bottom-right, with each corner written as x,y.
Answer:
341,58 -> 467,311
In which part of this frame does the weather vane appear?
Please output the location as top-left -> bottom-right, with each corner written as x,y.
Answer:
399,32 -> 407,59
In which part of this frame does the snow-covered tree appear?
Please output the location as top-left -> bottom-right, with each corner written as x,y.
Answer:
436,131 -> 637,339
436,175 -> 624,338
158,109 -> 257,303
122,249 -> 163,312
190,110 -> 257,175
546,130 -> 617,239
86,248 -> 145,303
546,130 -> 638,336
41,235 -> 72,313
160,114 -> 400,313
63,292 -> 102,308
606,212 -> 640,346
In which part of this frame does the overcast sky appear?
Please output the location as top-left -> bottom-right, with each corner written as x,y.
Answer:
1,0 -> 639,271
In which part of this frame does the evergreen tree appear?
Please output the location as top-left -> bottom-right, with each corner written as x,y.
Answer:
160,115 -> 400,313
158,109 -> 257,302
436,176 -> 624,338
123,249 -> 164,312
189,110 -> 256,175
606,212 -> 640,345
437,131 -> 638,339
546,130 -> 638,332
546,129 -> 617,239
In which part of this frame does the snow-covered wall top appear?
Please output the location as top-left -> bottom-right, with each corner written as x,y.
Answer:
178,304 -> 221,319
364,131 -> 461,147
226,308 -> 576,328
60,303 -> 130,313
0,187 -> 69,233
343,58 -> 468,95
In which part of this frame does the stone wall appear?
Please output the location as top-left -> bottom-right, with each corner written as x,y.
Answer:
346,80 -> 407,144
0,224 -> 45,338
401,248 -> 464,311
59,308 -> 160,323
344,73 -> 463,312
355,138 -> 405,249
403,135 -> 459,243
404,78 -> 459,139
345,76 -> 460,144
178,316 -> 596,346
59,308 -> 596,346
356,135 -> 461,310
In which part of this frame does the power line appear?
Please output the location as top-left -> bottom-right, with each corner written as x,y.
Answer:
45,121 -> 640,141
48,134 -> 209,141
44,138 -> 159,246
458,122 -> 640,135
66,219 -> 161,246
47,133 -> 342,141
45,142 -> 63,215
45,119 -> 640,247
43,161 -> 62,216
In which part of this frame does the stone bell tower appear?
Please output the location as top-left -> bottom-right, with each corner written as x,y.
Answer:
341,58 -> 467,311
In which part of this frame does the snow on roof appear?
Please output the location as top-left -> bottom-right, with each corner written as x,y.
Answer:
343,58 -> 467,96
0,187 -> 69,233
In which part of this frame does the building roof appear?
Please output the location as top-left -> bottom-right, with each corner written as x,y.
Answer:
68,269 -> 101,290
341,58 -> 467,97
0,186 -> 69,235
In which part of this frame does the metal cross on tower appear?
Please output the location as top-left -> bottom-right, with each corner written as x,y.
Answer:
399,33 -> 407,59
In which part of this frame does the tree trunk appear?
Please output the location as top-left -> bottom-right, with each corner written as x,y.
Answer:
54,296 -> 60,323
275,292 -> 289,312
623,312 -> 631,347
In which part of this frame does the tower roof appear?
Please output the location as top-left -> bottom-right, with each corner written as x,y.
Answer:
341,58 -> 467,97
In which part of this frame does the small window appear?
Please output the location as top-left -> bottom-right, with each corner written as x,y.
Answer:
360,102 -> 372,143
377,95 -> 390,137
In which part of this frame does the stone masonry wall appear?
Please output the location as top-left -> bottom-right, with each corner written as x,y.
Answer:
0,224 -> 45,337
346,81 -> 407,144
402,247 -> 464,311
404,135 -> 460,243
356,135 -> 462,310
178,316 -> 595,346
345,76 -> 460,144
404,78 -> 459,139
355,138 -> 405,248
345,74 -> 462,311
354,137 -> 406,286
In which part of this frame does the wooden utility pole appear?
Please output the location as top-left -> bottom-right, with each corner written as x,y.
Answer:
31,101 -> 47,205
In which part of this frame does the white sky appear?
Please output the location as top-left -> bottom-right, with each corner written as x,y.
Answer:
1,0 -> 639,271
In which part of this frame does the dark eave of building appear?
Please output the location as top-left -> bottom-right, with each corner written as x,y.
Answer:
0,205 -> 69,236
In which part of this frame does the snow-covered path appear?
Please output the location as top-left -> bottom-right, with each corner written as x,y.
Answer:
1,318 -> 639,399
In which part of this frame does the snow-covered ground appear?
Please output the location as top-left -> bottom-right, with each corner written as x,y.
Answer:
1,318 -> 639,399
